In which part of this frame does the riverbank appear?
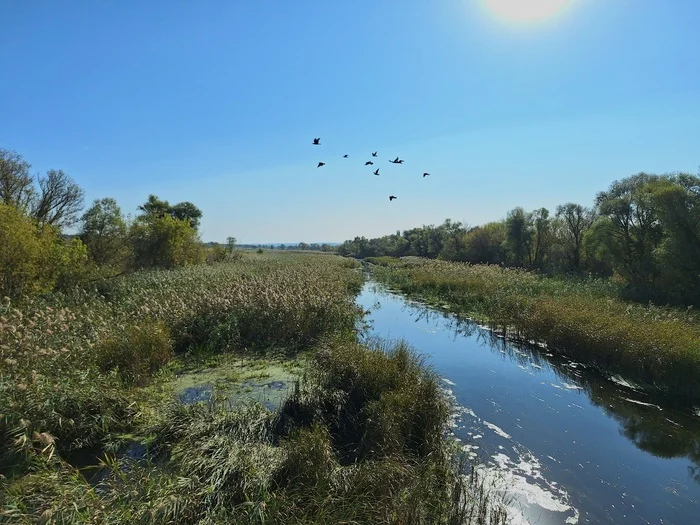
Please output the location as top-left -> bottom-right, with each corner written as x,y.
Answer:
368,257 -> 700,404
1,252 -> 506,524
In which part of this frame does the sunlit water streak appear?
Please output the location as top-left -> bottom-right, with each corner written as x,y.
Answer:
357,281 -> 700,524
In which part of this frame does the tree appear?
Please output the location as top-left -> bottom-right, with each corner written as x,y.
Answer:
530,208 -> 552,270
555,203 -> 595,273
0,148 -> 34,211
226,237 -> 238,253
138,194 -> 171,220
32,169 -> 85,229
504,207 -> 533,267
595,173 -> 664,295
0,204 -> 90,297
138,194 -> 202,230
130,214 -> 203,270
170,201 -> 202,230
464,222 -> 506,264
648,173 -> 700,305
79,198 -> 129,268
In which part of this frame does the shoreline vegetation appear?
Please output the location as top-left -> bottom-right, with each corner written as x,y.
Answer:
0,252 -> 508,524
366,256 -> 700,405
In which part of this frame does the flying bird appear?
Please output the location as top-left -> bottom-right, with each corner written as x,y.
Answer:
317,162 -> 325,168
389,195 -> 397,201
373,169 -> 380,176
372,151 -> 378,157
312,138 -> 321,145
365,161 -> 374,166
423,172 -> 430,177
343,154 -> 349,158
389,157 -> 404,164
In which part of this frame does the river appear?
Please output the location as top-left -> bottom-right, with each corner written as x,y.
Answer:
356,280 -> 700,524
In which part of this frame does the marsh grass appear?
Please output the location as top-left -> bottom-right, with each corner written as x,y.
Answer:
2,338 -> 508,524
0,253 -> 361,475
2,253 -> 508,524
371,258 -> 700,402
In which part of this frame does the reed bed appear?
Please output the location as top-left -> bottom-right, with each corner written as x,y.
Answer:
0,253 -> 363,471
2,336 -> 508,524
370,258 -> 700,403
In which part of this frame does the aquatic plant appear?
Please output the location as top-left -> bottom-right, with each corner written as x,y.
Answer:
2,336 -> 508,524
371,258 -> 700,402
0,253 -> 363,471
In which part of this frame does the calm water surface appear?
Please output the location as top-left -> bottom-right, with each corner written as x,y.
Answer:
357,281 -> 700,525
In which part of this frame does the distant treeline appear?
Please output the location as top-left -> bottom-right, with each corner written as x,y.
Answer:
234,243 -> 337,252
0,147 -> 238,299
338,172 -> 700,306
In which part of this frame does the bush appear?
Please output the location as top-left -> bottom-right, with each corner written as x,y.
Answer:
205,244 -> 228,264
96,320 -> 173,385
0,204 -> 57,298
130,215 -> 204,270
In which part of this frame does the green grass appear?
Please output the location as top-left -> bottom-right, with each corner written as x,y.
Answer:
370,258 -> 700,403
0,252 -> 362,472
1,252 -> 507,524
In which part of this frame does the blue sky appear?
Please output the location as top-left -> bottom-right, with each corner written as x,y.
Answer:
2,1 -> 699,243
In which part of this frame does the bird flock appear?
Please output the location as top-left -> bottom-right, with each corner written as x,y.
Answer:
312,137 -> 430,202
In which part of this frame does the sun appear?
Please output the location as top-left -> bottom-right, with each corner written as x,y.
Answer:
480,0 -> 574,23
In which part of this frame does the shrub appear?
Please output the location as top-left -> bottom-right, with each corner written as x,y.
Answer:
96,320 -> 173,385
0,204 -> 56,298
130,215 -> 204,270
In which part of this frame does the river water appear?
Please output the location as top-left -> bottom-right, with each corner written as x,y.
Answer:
356,281 -> 700,525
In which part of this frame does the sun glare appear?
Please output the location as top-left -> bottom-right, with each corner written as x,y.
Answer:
481,0 -> 573,23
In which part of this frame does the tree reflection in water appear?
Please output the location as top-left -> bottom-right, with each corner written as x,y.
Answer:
397,294 -> 700,486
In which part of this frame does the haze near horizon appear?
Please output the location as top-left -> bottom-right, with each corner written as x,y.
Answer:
1,1 -> 699,243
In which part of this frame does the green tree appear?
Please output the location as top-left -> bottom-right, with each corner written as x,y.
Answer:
504,207 -> 533,267
594,173 -> 664,296
464,221 -> 506,264
555,202 -> 595,273
530,208 -> 552,270
131,214 -> 204,270
79,198 -> 129,268
226,236 -> 238,253
138,194 -> 202,230
0,204 -> 90,297
648,173 -> 700,305
170,201 -> 202,229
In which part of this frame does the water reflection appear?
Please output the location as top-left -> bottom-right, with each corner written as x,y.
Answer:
369,283 -> 700,486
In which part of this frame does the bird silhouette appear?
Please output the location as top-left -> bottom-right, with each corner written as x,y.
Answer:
365,161 -> 374,166
423,172 -> 430,177
389,157 -> 404,164
373,169 -> 380,176
389,195 -> 397,201
312,138 -> 321,145
372,151 -> 378,157
317,162 -> 325,168
343,154 -> 349,158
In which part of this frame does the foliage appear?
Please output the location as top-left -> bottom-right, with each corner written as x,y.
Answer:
138,194 -> 203,230
371,258 -> 700,403
1,337 -> 508,524
0,253 -> 363,472
32,169 -> 85,229
130,214 -> 204,270
1,253 -> 505,524
0,149 -> 85,229
96,320 -> 173,385
0,204 -> 56,298
79,198 -> 130,269
0,204 -> 91,298
339,171 -> 700,306
0,148 -> 34,212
